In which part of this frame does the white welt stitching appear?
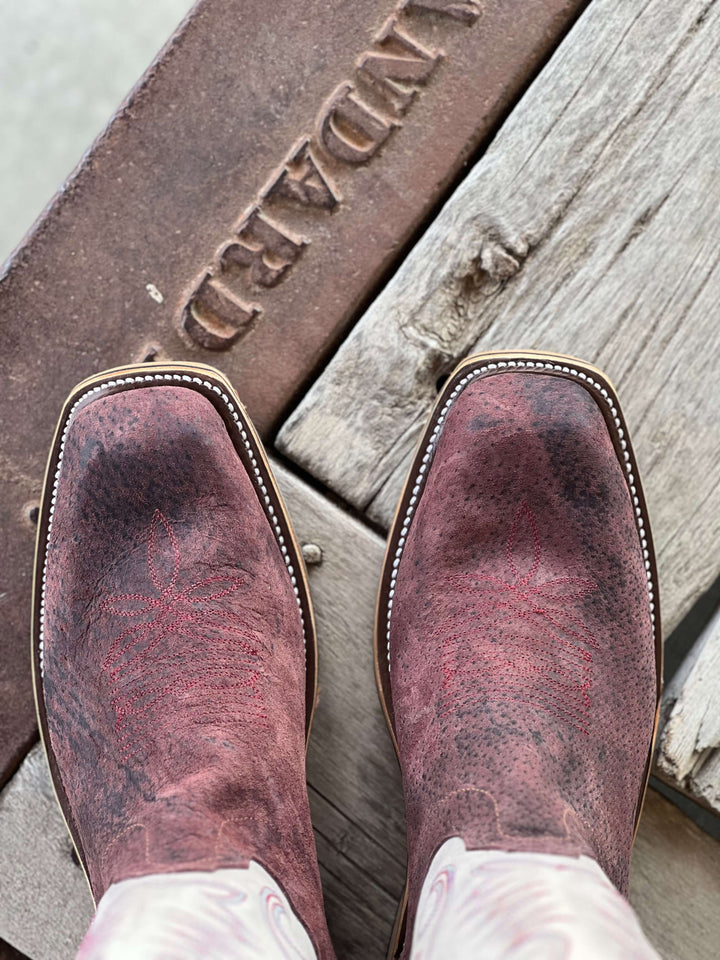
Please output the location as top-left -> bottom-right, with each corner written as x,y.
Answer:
385,360 -> 656,670
39,374 -> 306,674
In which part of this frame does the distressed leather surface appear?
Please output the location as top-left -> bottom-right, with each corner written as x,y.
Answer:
42,385 -> 335,959
389,371 -> 657,954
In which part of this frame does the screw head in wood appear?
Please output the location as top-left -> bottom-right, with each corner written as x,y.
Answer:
301,542 -> 323,566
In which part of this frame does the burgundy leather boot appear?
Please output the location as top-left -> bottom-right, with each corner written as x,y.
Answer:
375,351 -> 662,958
33,363 -> 335,959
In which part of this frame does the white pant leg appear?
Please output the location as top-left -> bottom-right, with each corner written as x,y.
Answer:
411,837 -> 661,960
75,862 -> 318,960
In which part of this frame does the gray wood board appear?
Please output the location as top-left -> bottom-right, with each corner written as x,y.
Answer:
1,462 -> 719,959
276,0 -> 720,641
0,745 -> 93,960
630,789 -> 720,960
656,605 -> 720,814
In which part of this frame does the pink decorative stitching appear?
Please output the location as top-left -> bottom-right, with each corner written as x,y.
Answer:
100,510 -> 268,761
506,501 -> 541,585
439,502 -> 598,735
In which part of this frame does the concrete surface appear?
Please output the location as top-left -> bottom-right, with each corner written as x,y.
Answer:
0,0 -> 195,265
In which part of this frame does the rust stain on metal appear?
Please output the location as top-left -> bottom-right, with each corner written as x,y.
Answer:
0,0 -> 587,782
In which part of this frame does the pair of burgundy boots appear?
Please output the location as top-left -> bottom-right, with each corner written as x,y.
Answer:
33,352 -> 661,959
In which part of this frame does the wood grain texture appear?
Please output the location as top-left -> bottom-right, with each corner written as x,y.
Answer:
0,745 -> 93,960
630,788 -> 720,960
656,606 -> 720,813
280,464 -> 407,877
1,461 -> 718,959
277,0 -> 720,641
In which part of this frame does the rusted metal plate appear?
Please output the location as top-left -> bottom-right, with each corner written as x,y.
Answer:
0,0 -> 588,783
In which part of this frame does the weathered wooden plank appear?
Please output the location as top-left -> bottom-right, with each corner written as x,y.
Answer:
279,466 -> 408,874
309,786 -> 406,899
315,831 -> 396,960
1,461 -> 718,959
277,0 -> 720,642
656,607 -> 720,814
0,745 -> 93,960
310,787 -> 401,957
630,788 -> 720,960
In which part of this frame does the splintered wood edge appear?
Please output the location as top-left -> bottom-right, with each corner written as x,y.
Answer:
656,606 -> 720,815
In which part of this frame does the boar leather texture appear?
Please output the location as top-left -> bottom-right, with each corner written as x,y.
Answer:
40,383 -> 335,959
387,371 -> 657,956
